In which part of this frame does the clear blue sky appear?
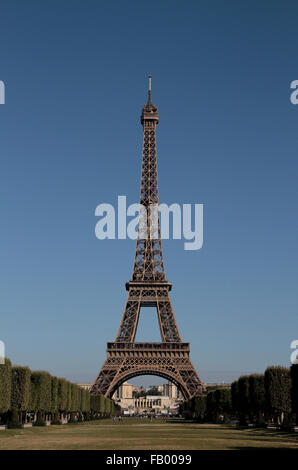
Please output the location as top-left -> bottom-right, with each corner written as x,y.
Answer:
1,0 -> 298,385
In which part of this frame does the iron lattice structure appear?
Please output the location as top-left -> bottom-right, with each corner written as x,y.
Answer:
91,78 -> 205,399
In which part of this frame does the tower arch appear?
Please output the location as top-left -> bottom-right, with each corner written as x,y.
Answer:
108,370 -> 189,400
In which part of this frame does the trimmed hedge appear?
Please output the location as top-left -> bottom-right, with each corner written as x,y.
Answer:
0,358 -> 117,426
290,364 -> 298,424
11,366 -> 31,412
66,381 -> 72,413
237,375 -> 250,424
265,366 -> 291,425
58,378 -> 68,415
181,366 -> 296,427
0,358 -> 12,414
51,376 -> 58,414
30,371 -> 52,415
9,366 -> 31,427
248,374 -> 265,425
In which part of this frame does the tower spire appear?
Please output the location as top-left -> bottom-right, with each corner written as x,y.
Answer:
148,74 -> 152,104
141,75 -> 158,124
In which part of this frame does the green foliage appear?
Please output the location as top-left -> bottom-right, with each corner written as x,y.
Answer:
147,387 -> 162,396
66,381 -> 72,412
11,366 -> 31,412
265,366 -> 291,423
0,359 -> 92,423
206,391 -> 216,421
231,381 -> 239,414
51,376 -> 58,413
0,358 -> 12,413
79,388 -> 83,412
178,401 -> 186,415
206,384 -> 228,392
85,390 -> 91,413
181,398 -> 192,418
105,398 -> 111,416
132,389 -> 147,398
71,383 -> 80,412
29,371 -> 52,413
206,388 -> 231,423
90,394 -> 115,417
90,394 -> 100,413
290,364 -> 298,421
57,378 -> 67,413
190,395 -> 207,420
181,367 -> 297,427
99,394 -> 105,414
237,376 -> 250,424
248,374 -> 265,424
80,389 -> 90,413
215,389 -> 232,417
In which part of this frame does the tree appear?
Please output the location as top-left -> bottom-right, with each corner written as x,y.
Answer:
206,389 -> 231,423
290,364 -> 298,425
90,394 -> 100,417
71,384 -> 80,411
248,374 -> 265,425
180,398 -> 192,419
105,398 -> 111,416
147,387 -> 162,396
178,401 -> 185,416
132,389 -> 146,398
206,390 -> 217,422
57,378 -> 67,418
214,388 -> 232,422
51,376 -> 59,423
0,358 -> 12,423
66,381 -> 72,415
69,383 -> 80,422
77,388 -> 86,421
30,371 -> 52,425
237,376 -> 250,425
99,394 -> 105,417
191,395 -> 207,421
231,380 -> 239,417
80,389 -> 90,418
85,390 -> 91,415
264,366 -> 291,425
110,400 -> 115,416
10,366 -> 31,426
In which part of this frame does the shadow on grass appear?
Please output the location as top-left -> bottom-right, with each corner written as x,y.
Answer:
192,447 -> 298,452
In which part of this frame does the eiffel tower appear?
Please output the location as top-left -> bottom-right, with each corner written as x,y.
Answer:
91,77 -> 205,399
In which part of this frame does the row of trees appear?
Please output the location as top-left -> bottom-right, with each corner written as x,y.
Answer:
133,386 -> 163,398
231,365 -> 296,426
0,358 -> 119,427
179,387 -> 232,423
180,364 -> 298,428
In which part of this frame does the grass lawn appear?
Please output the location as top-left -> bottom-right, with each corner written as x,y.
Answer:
0,419 -> 298,450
